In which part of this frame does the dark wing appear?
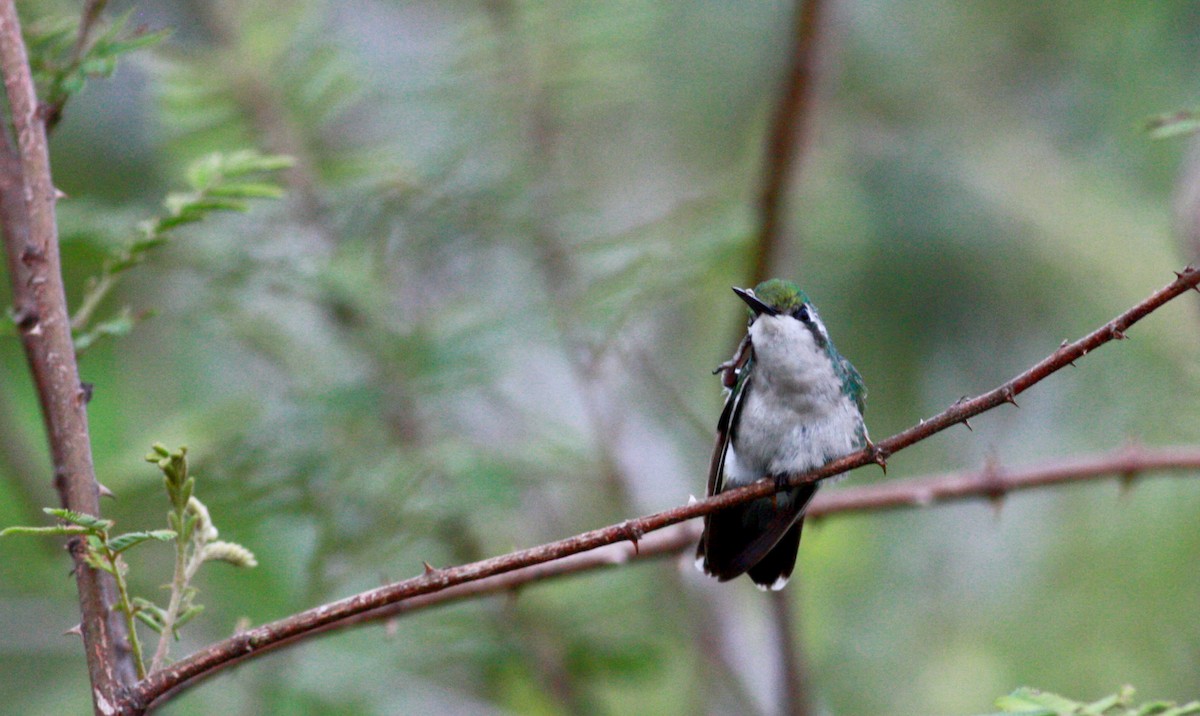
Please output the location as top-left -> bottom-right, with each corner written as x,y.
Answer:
704,341 -> 754,499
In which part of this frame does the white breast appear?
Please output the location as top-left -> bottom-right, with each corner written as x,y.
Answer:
723,315 -> 865,485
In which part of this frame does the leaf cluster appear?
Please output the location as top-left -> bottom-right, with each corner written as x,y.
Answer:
70,150 -> 293,353
985,686 -> 1200,716
0,444 -> 256,676
25,9 -> 169,123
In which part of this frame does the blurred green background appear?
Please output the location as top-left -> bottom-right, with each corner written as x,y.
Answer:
2,1 -> 1199,714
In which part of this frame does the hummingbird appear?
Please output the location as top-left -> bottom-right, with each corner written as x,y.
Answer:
696,279 -> 867,590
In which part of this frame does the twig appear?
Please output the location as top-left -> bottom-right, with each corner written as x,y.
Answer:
750,0 -> 828,284
43,0 -> 109,130
328,444 -> 1200,629
806,443 -> 1200,517
121,266 -> 1200,713
129,441 -> 1200,712
0,0 -> 135,704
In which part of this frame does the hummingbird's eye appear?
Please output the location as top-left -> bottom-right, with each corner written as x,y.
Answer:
793,305 -> 810,322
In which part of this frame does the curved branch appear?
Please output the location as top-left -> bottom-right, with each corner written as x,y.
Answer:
124,265 -> 1200,713
260,443 -> 1200,634
133,441 -> 1200,712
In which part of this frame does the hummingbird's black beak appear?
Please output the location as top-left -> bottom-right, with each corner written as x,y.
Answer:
732,287 -> 777,316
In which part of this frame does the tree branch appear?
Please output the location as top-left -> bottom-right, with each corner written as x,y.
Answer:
130,441 -> 1200,711
750,0 -> 828,284
322,444 -> 1200,632
0,0 -> 134,707
121,265 -> 1200,713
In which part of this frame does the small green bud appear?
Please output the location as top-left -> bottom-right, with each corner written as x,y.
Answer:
145,443 -> 171,462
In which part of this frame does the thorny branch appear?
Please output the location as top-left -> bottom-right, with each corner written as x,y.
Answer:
0,0 -> 135,709
131,441 -> 1200,704
120,265 -> 1200,714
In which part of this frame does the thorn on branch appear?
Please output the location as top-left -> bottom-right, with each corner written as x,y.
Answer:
20,242 -> 44,265
64,623 -> 82,637
77,382 -> 94,405
1109,325 -> 1127,340
620,520 -> 644,554
867,440 -> 889,474
1002,387 -> 1019,408
13,305 -> 39,331
1057,339 -> 1079,366
421,561 -> 437,576
97,482 -> 115,499
1173,266 -> 1200,284
961,417 -> 973,432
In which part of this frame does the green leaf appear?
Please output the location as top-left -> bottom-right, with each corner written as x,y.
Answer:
83,550 -> 116,575
146,443 -> 171,460
131,597 -> 167,620
151,212 -> 204,232
73,307 -> 138,353
180,510 -> 197,542
996,688 -> 1080,713
219,150 -> 295,176
0,524 -> 90,537
207,182 -> 286,199
1144,109 -> 1200,139
43,507 -> 113,531
1080,686 -> 1134,715
133,609 -> 166,634
1148,703 -> 1200,716
108,529 -> 177,554
174,604 -> 205,632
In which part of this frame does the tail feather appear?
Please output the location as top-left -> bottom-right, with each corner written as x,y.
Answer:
746,519 -> 803,590
698,482 -> 817,583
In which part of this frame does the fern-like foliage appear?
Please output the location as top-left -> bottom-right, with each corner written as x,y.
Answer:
25,8 -> 169,127
982,686 -> 1200,716
71,150 -> 293,353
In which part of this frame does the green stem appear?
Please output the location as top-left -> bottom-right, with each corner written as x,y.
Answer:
106,546 -> 146,680
150,511 -> 190,673
70,271 -> 115,332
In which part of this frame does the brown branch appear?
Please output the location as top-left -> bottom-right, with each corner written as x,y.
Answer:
134,440 -> 1200,712
119,265 -> 1200,713
750,0 -> 828,285
0,0 -> 134,707
336,443 -> 1200,628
